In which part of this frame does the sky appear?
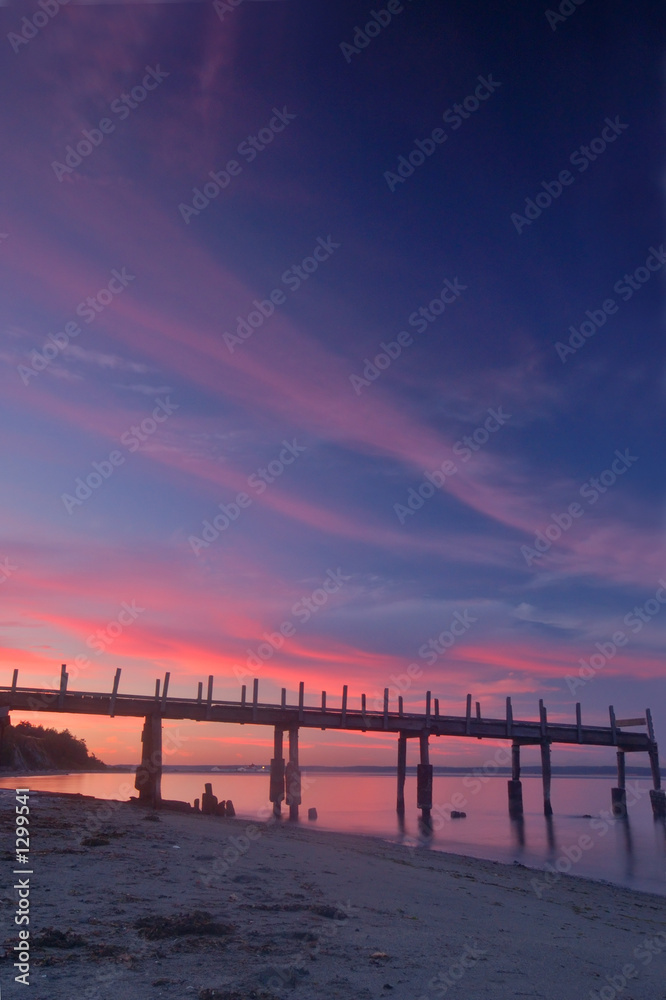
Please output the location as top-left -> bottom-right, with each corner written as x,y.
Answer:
0,0 -> 664,768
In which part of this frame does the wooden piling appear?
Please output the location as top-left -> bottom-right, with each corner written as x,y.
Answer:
611,750 -> 627,817
383,688 -> 389,730
11,669 -> 18,695
644,709 -> 666,817
508,740 -> 523,819
201,781 -> 217,815
109,668 -> 121,718
269,726 -> 285,818
252,678 -> 259,722
298,681 -> 304,722
465,694 -> 472,735
58,664 -> 68,709
206,675 -> 213,720
160,672 -> 170,714
286,726 -> 301,821
135,714 -> 162,808
341,685 -> 347,727
396,733 -> 407,815
417,730 -> 433,821
540,739 -> 553,816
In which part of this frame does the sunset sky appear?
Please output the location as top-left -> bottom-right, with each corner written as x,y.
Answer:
0,0 -> 664,767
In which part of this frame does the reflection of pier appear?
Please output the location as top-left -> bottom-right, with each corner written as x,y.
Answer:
2,667 -> 664,823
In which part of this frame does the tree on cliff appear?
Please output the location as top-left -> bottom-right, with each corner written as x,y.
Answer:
0,720 -> 107,770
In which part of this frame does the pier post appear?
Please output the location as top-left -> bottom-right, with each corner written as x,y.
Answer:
286,726 -> 301,822
648,747 -> 666,818
645,709 -> 666,818
269,726 -> 285,818
396,733 -> 407,815
611,750 -> 627,817
508,741 -> 523,819
135,714 -> 162,808
540,740 -> 553,816
417,731 -> 433,825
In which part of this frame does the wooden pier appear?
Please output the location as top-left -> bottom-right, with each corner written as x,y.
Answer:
1,667 -> 664,822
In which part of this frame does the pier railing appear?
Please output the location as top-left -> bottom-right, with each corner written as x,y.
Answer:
1,667 -> 663,822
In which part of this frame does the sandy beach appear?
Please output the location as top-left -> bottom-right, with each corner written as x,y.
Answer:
1,792 -> 665,1000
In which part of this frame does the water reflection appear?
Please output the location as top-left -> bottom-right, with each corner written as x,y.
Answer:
1,772 -> 664,895
510,816 -> 526,851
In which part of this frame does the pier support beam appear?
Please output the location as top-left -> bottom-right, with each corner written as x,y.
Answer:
135,714 -> 162,808
611,750 -> 627,817
508,741 -> 523,819
417,731 -> 433,826
269,726 -> 285,818
540,740 -> 553,817
396,733 -> 407,815
648,746 -> 666,818
285,726 -> 301,822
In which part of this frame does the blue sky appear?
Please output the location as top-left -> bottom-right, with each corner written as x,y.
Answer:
0,0 -> 664,765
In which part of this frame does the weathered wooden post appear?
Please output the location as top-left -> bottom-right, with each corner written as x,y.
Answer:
646,709 -> 666,818
417,730 -> 433,826
269,725 -> 285,818
540,741 -> 553,816
396,733 -> 407,815
538,700 -> 553,816
286,726 -> 301,821
58,663 -> 68,709
135,714 -> 162,808
508,741 -> 523,819
611,750 -> 627,817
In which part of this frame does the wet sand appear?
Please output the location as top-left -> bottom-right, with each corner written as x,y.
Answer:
1,791 -> 665,999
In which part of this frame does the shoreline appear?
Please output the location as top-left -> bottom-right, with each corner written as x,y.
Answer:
2,792 -> 666,999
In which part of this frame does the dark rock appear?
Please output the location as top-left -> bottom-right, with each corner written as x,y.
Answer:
135,911 -> 235,940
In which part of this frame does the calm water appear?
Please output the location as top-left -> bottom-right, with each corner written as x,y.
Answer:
2,772 -> 665,896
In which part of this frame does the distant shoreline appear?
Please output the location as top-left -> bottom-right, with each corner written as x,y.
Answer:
1,764 -> 663,777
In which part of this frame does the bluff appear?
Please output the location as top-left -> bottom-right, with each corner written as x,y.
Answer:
0,721 -> 106,772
